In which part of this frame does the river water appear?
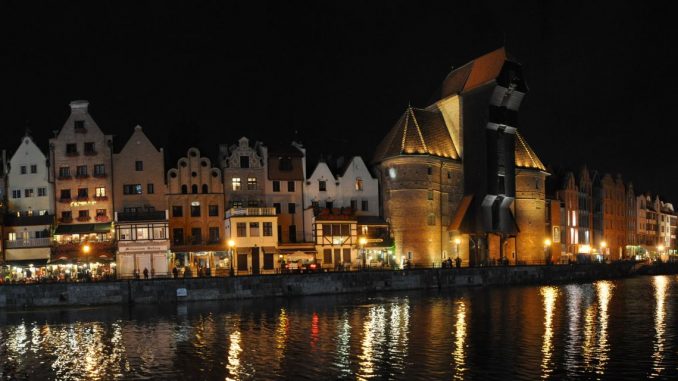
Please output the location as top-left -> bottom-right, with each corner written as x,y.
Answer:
0,275 -> 676,380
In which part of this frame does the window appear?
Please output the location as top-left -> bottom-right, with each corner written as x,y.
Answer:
84,142 -> 95,154
38,187 -> 47,197
287,181 -> 295,192
209,205 -> 219,217
237,254 -> 248,271
351,200 -> 357,210
172,205 -> 183,217
237,222 -> 247,237
273,181 -> 281,192
74,120 -> 85,131
273,203 -> 281,214
263,222 -> 273,236
232,177 -> 241,191
76,165 -> 88,177
59,167 -> 70,178
20,166 -> 26,174
12,189 -> 21,199
95,187 -> 106,198
66,143 -> 77,155
264,253 -> 274,270
343,248 -> 351,263
8,232 -> 16,241
427,167 -> 432,175
60,189 -> 71,200
247,177 -> 257,190
312,201 -> 319,209
78,188 -> 88,199
361,200 -> 368,211
192,184 -> 198,194
209,227 -> 220,242
135,161 -> 143,171
248,200 -> 258,207
250,222 -> 260,237
191,228 -> 202,244
319,180 -> 326,192
289,225 -> 297,242
152,225 -> 166,240
147,184 -> 154,194
94,164 -> 105,176
324,249 -> 332,264
232,200 -> 243,208
135,226 -> 149,240
173,228 -> 184,245
191,204 -> 201,217
240,156 -> 249,168
326,201 -> 333,210
24,188 -> 34,197
288,203 -> 296,214
202,184 -> 208,193
61,211 -> 72,221
427,213 -> 435,226
78,210 -> 89,219
123,184 -> 142,195
96,209 -> 106,217
279,158 -> 292,171
428,190 -> 433,200
30,165 -> 37,174
355,177 -> 363,191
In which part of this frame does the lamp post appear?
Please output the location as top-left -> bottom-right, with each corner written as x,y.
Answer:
359,237 -> 367,269
228,239 -> 235,276
658,244 -> 665,262
600,241 -> 607,263
544,239 -> 552,265
82,243 -> 91,280
454,237 -> 461,268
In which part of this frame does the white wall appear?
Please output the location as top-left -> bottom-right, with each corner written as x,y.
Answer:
7,136 -> 54,214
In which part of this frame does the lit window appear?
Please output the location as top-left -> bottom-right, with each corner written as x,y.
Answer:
247,177 -> 257,190
355,178 -> 363,191
232,177 -> 241,191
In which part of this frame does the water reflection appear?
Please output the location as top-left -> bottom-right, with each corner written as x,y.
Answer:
595,280 -> 613,375
540,286 -> 558,379
452,300 -> 467,380
226,329 -> 242,381
564,285 -> 582,376
358,305 -> 386,380
651,276 -> 669,378
335,312 -> 352,378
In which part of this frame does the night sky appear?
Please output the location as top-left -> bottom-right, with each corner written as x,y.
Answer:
2,2 -> 676,201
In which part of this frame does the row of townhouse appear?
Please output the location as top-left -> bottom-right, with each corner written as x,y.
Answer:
545,166 -> 676,262
0,100 -> 387,281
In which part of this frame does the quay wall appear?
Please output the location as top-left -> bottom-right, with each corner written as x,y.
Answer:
0,263 -> 635,308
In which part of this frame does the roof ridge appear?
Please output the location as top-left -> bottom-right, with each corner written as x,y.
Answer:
400,107 -> 410,153
408,107 -> 429,153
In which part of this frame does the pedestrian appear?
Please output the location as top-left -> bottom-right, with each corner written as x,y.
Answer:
143,267 -> 149,279
172,266 -> 179,278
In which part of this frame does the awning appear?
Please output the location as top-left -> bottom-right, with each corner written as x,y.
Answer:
3,259 -> 49,267
54,223 -> 112,235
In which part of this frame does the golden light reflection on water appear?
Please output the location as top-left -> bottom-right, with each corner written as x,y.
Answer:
595,280 -> 613,375
452,300 -> 467,381
651,276 -> 669,378
226,329 -> 242,381
564,285 -> 582,376
336,312 -> 352,377
358,305 -> 386,380
388,300 -> 410,375
540,286 -> 558,379
275,308 -> 288,365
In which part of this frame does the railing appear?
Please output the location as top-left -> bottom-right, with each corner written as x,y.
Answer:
226,207 -> 276,218
77,216 -> 91,222
5,237 -> 52,248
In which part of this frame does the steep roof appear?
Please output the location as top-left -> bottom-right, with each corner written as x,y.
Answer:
372,106 -> 459,163
514,131 -> 546,171
441,47 -> 508,97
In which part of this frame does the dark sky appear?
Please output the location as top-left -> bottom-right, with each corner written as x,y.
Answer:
2,1 -> 677,201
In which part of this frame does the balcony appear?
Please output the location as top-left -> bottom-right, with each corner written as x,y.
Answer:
226,207 -> 276,218
117,210 -> 167,222
59,217 -> 73,223
52,240 -> 116,258
5,237 -> 52,249
95,215 -> 110,222
77,216 -> 92,222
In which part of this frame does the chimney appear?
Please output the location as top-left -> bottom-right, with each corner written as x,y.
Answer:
69,100 -> 89,112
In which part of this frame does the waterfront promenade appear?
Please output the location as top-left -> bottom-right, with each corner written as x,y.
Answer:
0,261 -> 651,309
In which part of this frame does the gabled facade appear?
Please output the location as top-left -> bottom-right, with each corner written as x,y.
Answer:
3,135 -> 54,276
167,147 -> 225,277
225,206 -> 278,275
262,142 -> 306,244
113,125 -> 169,278
220,137 -> 266,209
313,208 -> 359,270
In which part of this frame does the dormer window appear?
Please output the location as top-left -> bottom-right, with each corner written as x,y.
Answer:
319,180 -> 327,192
279,157 -> 292,171
240,156 -> 249,168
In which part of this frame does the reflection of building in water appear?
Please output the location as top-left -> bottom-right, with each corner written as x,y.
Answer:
651,276 -> 668,377
540,286 -> 558,379
452,300 -> 467,381
564,285 -> 583,377
358,305 -> 386,379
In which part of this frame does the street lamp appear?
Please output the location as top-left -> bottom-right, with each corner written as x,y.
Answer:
658,244 -> 665,262
359,237 -> 367,269
601,241 -> 607,263
454,237 -> 461,268
544,239 -> 552,265
228,239 -> 235,276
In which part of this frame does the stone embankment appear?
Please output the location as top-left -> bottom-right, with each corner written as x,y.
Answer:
0,262 -> 638,309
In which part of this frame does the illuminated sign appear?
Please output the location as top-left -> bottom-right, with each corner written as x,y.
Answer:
70,200 -> 98,207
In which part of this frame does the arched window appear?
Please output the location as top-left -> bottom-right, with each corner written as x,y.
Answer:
202,184 -> 208,194
192,184 -> 198,194
181,185 -> 188,194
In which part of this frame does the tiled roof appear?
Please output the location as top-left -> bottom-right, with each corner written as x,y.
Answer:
515,131 -> 546,171
441,47 -> 508,97
373,106 -> 459,163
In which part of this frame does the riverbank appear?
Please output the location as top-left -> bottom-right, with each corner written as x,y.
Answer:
0,261 -> 651,309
